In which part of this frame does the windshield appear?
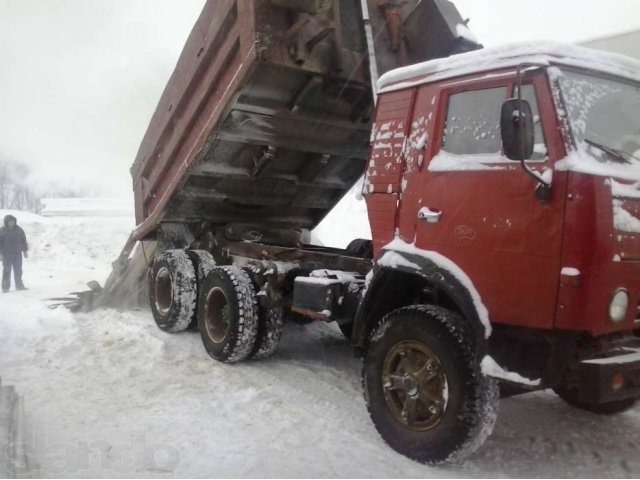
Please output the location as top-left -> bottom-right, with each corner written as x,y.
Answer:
558,69 -> 640,175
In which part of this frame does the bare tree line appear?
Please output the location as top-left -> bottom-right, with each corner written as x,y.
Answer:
0,158 -> 40,212
0,157 -> 86,213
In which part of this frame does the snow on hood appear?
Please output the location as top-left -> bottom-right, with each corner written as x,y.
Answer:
555,148 -> 640,182
377,41 -> 640,93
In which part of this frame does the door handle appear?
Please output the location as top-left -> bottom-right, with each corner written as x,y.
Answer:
418,207 -> 442,224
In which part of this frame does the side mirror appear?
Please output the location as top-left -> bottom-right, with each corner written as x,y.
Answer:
501,98 -> 534,161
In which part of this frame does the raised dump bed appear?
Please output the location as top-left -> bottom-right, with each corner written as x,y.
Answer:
130,0 -> 480,241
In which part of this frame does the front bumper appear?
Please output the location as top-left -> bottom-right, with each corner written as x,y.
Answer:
578,348 -> 640,403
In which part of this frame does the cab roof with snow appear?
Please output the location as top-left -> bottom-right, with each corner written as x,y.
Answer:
377,41 -> 640,93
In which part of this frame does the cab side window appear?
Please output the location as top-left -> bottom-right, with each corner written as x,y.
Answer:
442,87 -> 508,155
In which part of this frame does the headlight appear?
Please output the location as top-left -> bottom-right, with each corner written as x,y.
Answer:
609,288 -> 629,323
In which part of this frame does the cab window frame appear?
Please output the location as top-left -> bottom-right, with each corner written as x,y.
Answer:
434,77 -> 550,165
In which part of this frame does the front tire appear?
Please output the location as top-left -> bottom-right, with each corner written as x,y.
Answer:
198,266 -> 259,363
149,250 -> 197,333
363,305 -> 498,464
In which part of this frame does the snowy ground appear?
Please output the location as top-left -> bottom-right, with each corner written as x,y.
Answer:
1,207 -> 640,478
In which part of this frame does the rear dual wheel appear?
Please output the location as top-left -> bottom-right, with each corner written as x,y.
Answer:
149,250 -> 284,361
149,250 -> 197,333
186,249 -> 217,329
149,249 -> 215,332
198,266 -> 284,363
198,266 -> 259,363
251,306 -> 284,360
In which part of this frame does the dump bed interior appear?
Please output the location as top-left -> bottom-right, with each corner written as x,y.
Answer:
130,0 -> 480,240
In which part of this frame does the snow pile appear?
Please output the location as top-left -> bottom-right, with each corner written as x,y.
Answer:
481,356 -> 541,387
0,294 -> 76,345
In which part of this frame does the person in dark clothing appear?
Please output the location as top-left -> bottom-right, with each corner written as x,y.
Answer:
0,215 -> 28,292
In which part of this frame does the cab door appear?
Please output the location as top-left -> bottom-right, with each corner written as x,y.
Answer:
397,73 -> 568,329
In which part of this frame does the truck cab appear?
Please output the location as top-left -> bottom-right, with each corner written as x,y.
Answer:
357,42 -> 640,424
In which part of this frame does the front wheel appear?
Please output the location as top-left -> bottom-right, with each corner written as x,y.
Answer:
363,305 -> 498,464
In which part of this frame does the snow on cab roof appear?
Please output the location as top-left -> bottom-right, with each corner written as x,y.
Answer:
377,41 -> 640,93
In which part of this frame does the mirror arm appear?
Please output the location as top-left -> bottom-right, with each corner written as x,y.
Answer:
516,63 -> 551,189
520,156 -> 550,188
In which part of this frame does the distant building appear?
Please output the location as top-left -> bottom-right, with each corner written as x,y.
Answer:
579,29 -> 640,60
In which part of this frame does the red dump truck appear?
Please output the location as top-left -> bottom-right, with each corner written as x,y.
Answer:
115,0 -> 640,464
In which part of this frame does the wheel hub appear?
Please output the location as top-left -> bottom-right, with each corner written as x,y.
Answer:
204,287 -> 231,344
382,341 -> 448,431
154,267 -> 173,315
402,376 -> 419,397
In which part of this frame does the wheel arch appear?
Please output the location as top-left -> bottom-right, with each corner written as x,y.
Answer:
352,250 -> 490,352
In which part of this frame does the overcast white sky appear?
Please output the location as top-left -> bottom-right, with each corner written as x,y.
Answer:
0,0 -> 639,197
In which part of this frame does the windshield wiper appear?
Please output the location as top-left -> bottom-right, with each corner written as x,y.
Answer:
585,138 -> 637,164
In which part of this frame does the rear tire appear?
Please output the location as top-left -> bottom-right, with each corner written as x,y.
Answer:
553,387 -> 637,415
187,249 -> 217,284
186,250 -> 217,329
149,250 -> 197,333
198,266 -> 259,363
250,307 -> 284,360
363,305 -> 498,464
